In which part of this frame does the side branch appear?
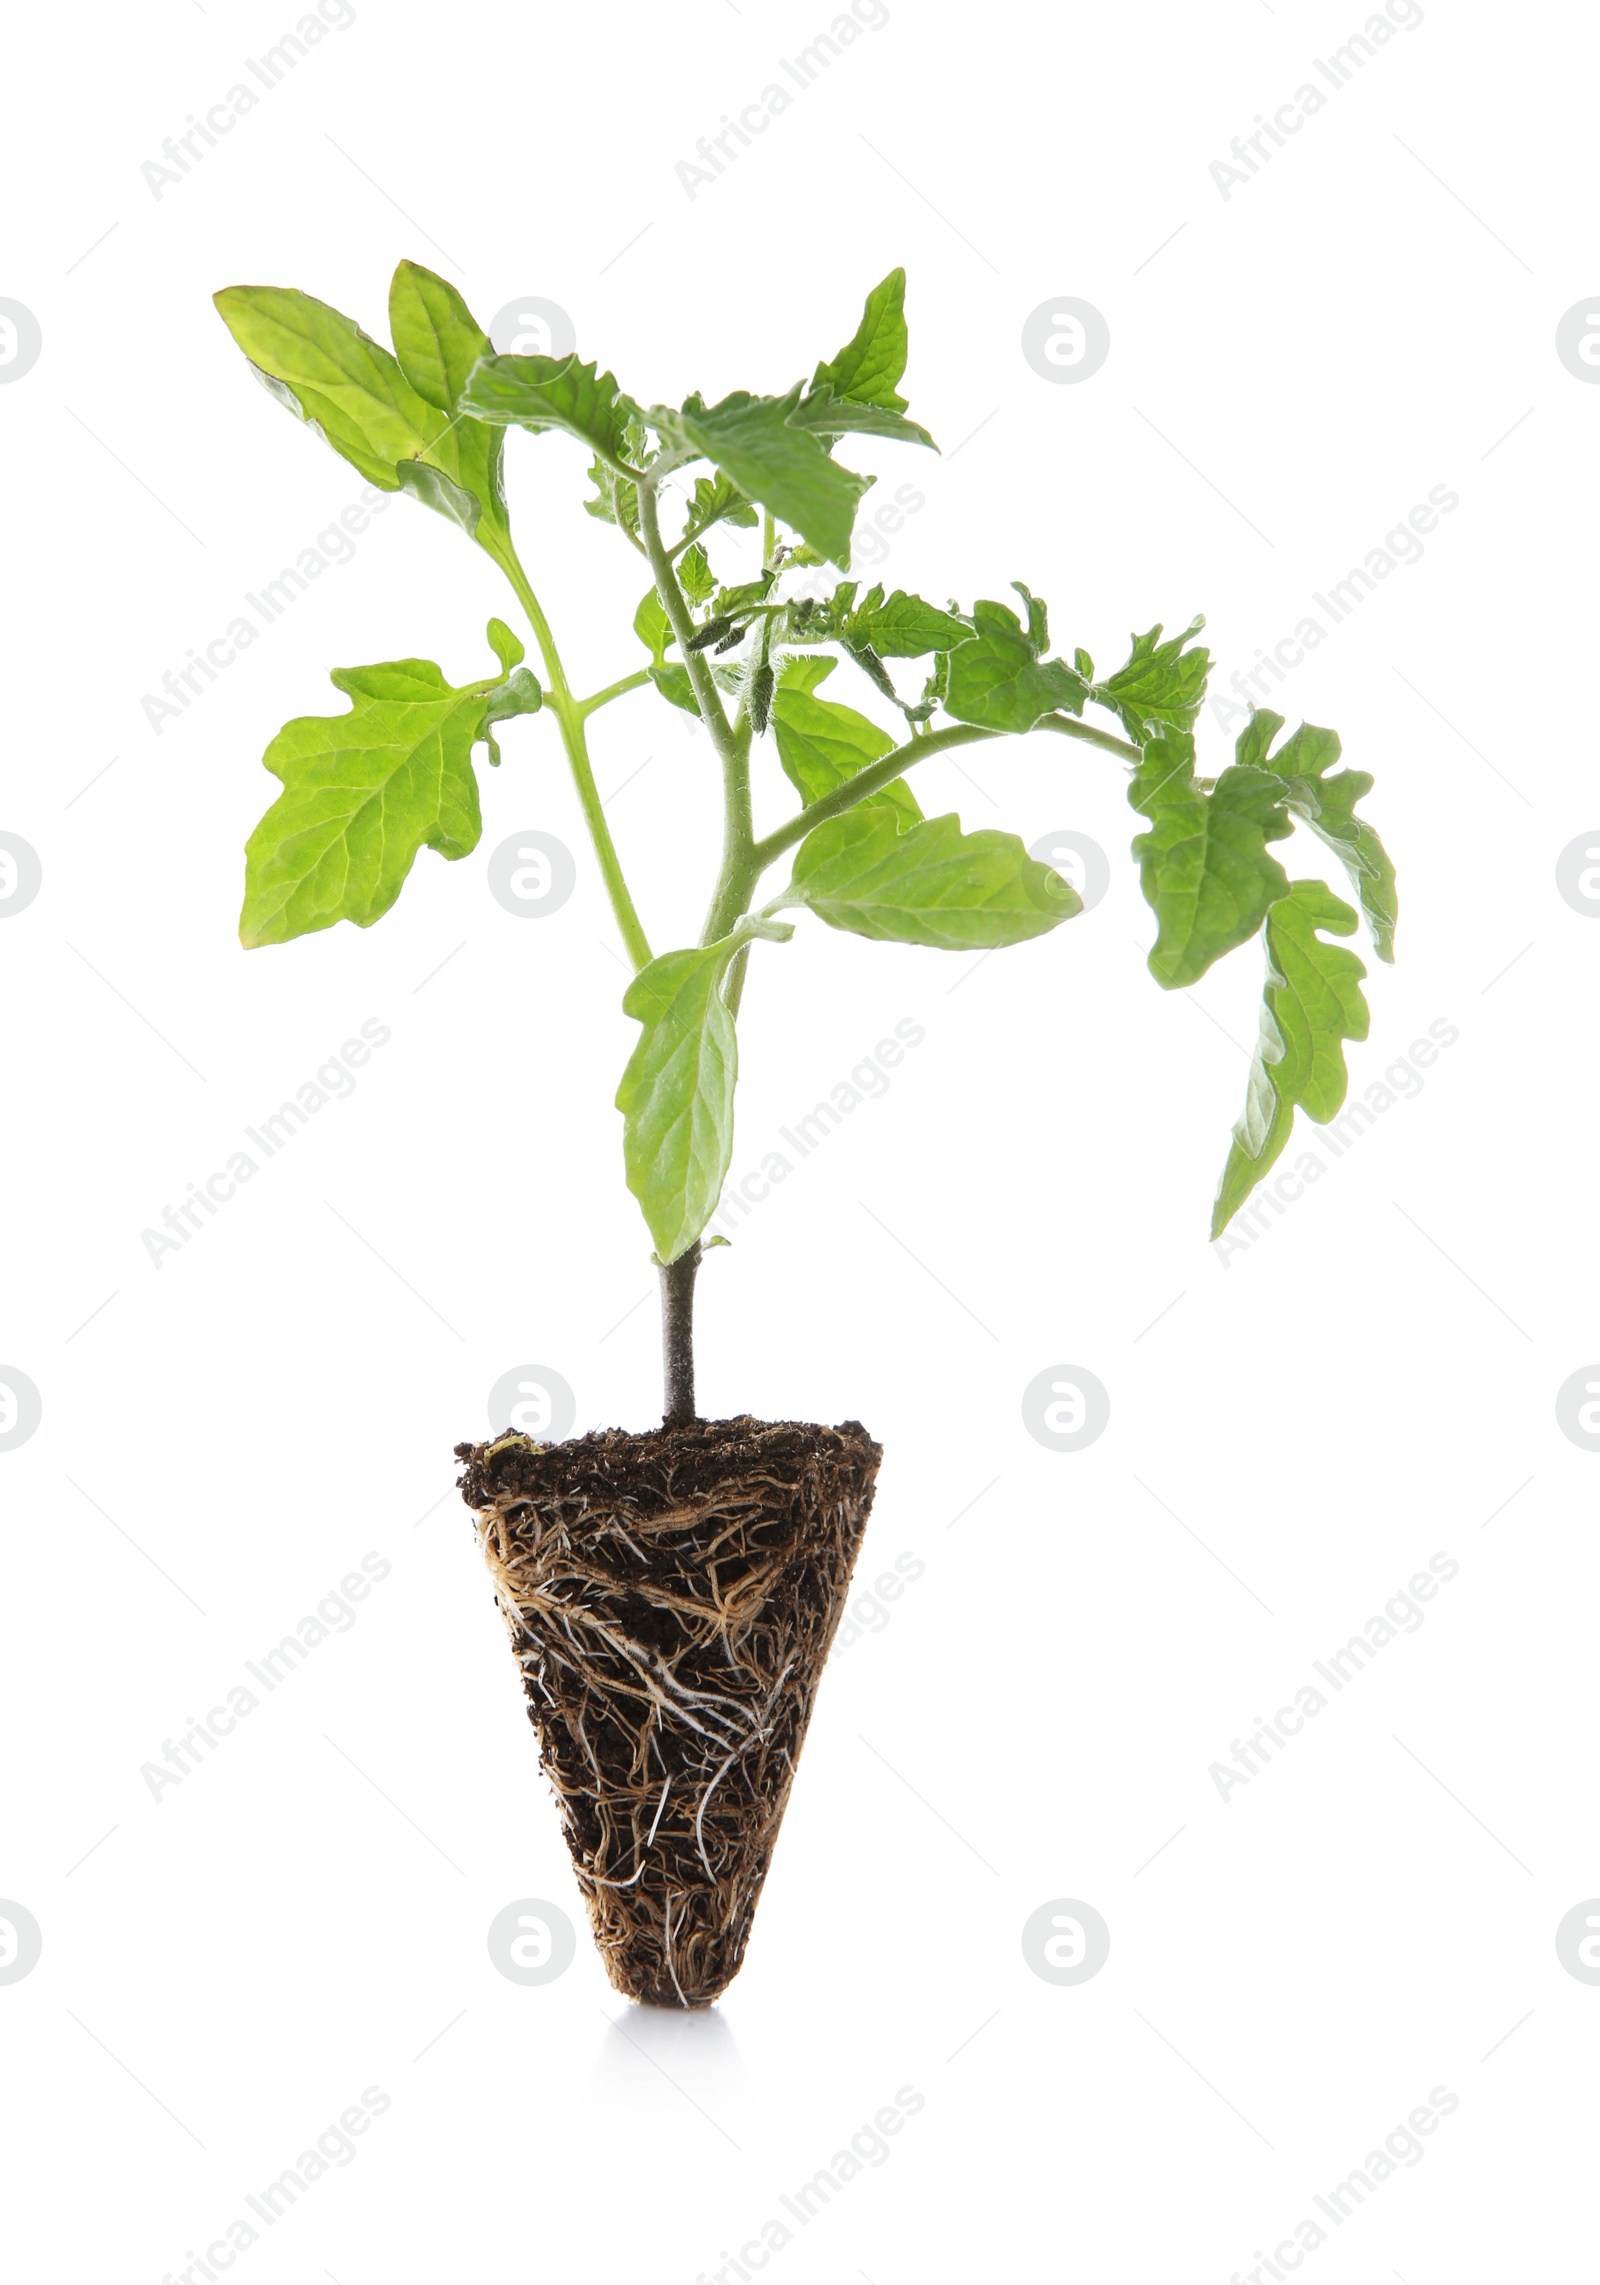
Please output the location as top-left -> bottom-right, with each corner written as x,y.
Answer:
747,712 -> 1142,873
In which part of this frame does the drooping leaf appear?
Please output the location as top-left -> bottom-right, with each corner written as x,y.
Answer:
461,350 -> 640,465
1236,712 -> 1397,962
1092,618 -> 1211,743
811,268 -> 911,412
787,385 -> 936,451
649,388 -> 871,568
1212,880 -> 1370,1236
240,645 -> 520,947
772,686 -> 922,830
616,944 -> 739,1262
1128,730 -> 1292,988
583,453 -> 642,542
786,809 -> 1080,949
943,598 -> 1089,733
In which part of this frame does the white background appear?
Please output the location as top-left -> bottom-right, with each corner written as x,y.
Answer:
2,1 -> 1596,2278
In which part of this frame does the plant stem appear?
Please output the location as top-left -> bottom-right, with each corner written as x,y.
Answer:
658,1243 -> 702,1425
637,484 -> 740,770
499,550 -> 653,972
578,668 -> 652,717
748,712 -> 1142,873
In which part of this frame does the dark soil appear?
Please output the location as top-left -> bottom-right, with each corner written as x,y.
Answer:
455,1414 -> 881,2007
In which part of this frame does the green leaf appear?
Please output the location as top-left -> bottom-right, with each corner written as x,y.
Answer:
385,262 -> 511,558
778,653 -> 838,693
1128,730 -> 1292,988
772,686 -> 922,830
943,598 -> 1089,732
240,645 -> 514,947
648,664 -> 699,716
679,469 -> 760,545
786,809 -> 1081,949
485,617 -> 524,673
461,351 -> 640,465
678,542 -> 716,606
811,268 -> 910,411
787,385 -> 936,452
479,667 -> 542,765
1092,618 -> 1211,743
649,388 -> 871,569
789,583 -> 968,660
214,282 -> 513,563
1212,880 -> 1371,1236
616,944 -> 739,1262
215,284 -> 435,489
584,454 -> 642,542
1238,712 -> 1397,962
633,588 -> 673,666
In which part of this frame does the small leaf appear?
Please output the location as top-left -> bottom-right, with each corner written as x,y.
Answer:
1239,712 -> 1397,962
1012,581 -> 1048,654
1212,880 -> 1370,1236
1093,618 -> 1211,743
462,350 -> 640,465
648,663 -> 700,715
485,617 -> 525,673
811,268 -> 911,411
789,584 -> 968,659
479,668 -> 542,764
678,542 -> 716,606
240,648 -> 510,947
787,809 -> 1081,949
616,943 -> 739,1263
1127,729 -> 1292,988
680,469 -> 760,543
649,388 -> 870,569
772,686 -> 921,829
633,588 -> 673,666
943,598 -> 1089,732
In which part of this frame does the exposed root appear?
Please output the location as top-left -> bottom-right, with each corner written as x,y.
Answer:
457,1414 -> 880,2007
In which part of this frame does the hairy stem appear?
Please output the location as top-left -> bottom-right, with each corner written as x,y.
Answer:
659,1244 -> 702,1425
637,484 -> 740,769
500,551 -> 653,972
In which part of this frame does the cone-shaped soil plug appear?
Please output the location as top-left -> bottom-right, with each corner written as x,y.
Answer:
456,1415 -> 880,2007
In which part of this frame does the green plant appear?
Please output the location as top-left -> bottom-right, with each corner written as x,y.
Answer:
214,263 -> 1397,1413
